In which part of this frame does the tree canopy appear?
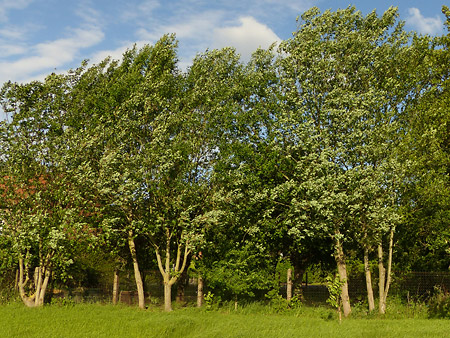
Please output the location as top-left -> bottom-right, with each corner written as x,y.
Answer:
0,6 -> 448,315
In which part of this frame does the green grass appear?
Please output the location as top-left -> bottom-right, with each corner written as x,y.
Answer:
0,302 -> 449,338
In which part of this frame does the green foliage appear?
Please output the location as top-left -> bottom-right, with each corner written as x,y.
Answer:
50,296 -> 75,307
326,275 -> 345,310
428,287 -> 450,318
265,289 -> 289,313
0,5 -> 449,310
204,292 -> 221,311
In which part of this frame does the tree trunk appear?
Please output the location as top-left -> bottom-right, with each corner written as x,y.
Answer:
364,247 -> 375,312
15,269 -> 19,291
197,274 -> 204,307
286,268 -> 293,302
378,242 -> 386,314
18,258 -> 37,307
34,267 -> 42,306
164,281 -> 173,312
378,229 -> 394,314
112,268 -> 119,305
37,267 -> 51,306
335,238 -> 351,317
128,230 -> 145,309
155,231 -> 190,312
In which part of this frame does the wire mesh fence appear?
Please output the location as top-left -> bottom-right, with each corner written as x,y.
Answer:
43,270 -> 450,306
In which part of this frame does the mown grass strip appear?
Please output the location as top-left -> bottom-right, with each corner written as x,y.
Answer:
0,303 -> 449,338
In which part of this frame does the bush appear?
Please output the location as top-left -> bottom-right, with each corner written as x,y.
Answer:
428,287 -> 450,318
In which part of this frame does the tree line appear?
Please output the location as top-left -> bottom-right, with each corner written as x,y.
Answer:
0,6 -> 449,315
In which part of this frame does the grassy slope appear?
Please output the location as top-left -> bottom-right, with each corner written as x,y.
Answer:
0,303 -> 449,338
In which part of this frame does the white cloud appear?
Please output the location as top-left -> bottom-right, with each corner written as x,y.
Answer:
75,2 -> 105,27
213,16 -> 281,61
136,10 -> 224,42
0,0 -> 33,22
260,0 -> 316,13
134,9 -> 280,65
0,43 -> 26,57
121,0 -> 160,22
0,26 -> 28,40
0,27 -> 104,84
90,41 -> 148,65
406,8 -> 443,35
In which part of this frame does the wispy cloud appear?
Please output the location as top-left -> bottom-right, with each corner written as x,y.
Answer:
260,0 -> 317,13
121,0 -> 160,22
0,27 -> 104,84
0,0 -> 34,22
0,43 -> 26,57
75,1 -> 105,27
136,9 -> 224,42
0,1 -> 105,85
127,1 -> 281,66
406,8 -> 443,35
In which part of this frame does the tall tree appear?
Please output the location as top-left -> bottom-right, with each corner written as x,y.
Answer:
0,73 -> 86,307
396,6 -> 450,272
277,6 -> 415,316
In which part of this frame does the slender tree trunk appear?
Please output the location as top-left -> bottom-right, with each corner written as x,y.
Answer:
37,267 -> 51,306
385,229 -> 394,302
335,237 -> 351,317
164,282 -> 172,311
286,268 -> 293,302
15,269 -> 19,291
378,229 -> 394,314
18,258 -> 37,307
378,242 -> 386,314
155,231 -> 190,312
112,268 -> 119,305
34,267 -> 42,306
128,230 -> 145,309
197,274 -> 203,307
364,247 -> 375,312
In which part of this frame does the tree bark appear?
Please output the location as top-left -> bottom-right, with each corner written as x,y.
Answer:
18,257 -> 51,307
112,268 -> 119,305
15,269 -> 19,291
197,274 -> 203,307
164,282 -> 172,311
155,231 -> 190,312
378,242 -> 386,314
335,238 -> 351,317
34,266 -> 42,306
378,229 -> 394,314
364,247 -> 375,312
37,267 -> 51,306
18,258 -> 37,307
286,268 -> 293,301
128,230 -> 145,309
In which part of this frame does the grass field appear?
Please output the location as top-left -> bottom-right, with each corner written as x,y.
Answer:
0,302 -> 449,338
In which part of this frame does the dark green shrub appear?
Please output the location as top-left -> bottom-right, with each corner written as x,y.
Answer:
428,287 -> 450,318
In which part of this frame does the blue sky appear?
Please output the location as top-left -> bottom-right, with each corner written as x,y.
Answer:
0,0 -> 447,87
